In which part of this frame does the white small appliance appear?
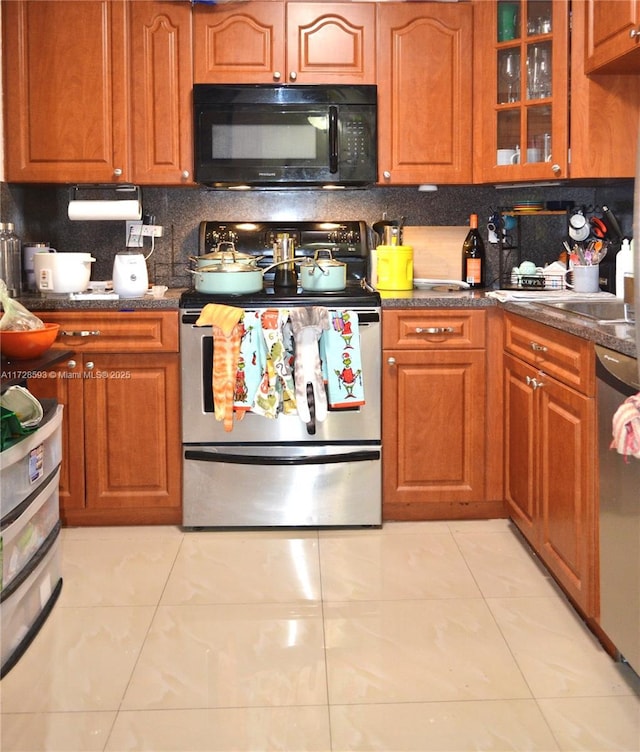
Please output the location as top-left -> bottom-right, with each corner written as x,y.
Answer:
33,251 -> 95,293
112,250 -> 148,298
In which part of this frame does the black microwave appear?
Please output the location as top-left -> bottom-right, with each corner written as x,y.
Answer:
193,84 -> 377,188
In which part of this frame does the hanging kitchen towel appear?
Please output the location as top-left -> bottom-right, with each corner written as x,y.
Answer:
610,392 -> 640,462
321,310 -> 365,408
253,309 -> 296,418
233,310 -> 267,416
195,303 -> 244,432
289,307 -> 330,424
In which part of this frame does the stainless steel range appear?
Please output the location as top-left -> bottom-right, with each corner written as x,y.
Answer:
180,221 -> 381,528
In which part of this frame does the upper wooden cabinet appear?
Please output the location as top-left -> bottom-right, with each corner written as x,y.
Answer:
3,0 -> 129,184
130,1 -> 194,184
473,0 -> 569,183
584,0 -> 640,73
376,3 -> 473,185
193,2 -> 376,84
2,0 -> 194,185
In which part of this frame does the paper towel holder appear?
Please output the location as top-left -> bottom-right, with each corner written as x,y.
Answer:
68,184 -> 143,221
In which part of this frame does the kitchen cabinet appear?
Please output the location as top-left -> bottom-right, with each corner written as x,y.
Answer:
27,312 -> 182,526
3,0 -> 193,185
129,1 -> 194,184
193,2 -> 376,84
2,0 -> 129,184
473,0 -> 569,183
503,312 -> 597,617
584,0 -> 640,73
382,308 -> 504,520
376,3 -> 473,185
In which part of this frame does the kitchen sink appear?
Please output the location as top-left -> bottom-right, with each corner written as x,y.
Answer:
538,299 -> 634,324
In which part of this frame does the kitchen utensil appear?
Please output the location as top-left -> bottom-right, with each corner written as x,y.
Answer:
113,250 -> 149,298
33,251 -> 95,293
298,250 -> 346,291
188,259 -> 295,295
566,264 -> 601,293
0,322 -> 60,360
273,233 -> 298,291
590,216 -> 608,239
22,242 -> 52,291
602,205 -> 623,240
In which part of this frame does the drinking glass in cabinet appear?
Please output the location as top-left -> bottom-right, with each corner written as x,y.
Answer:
498,49 -> 521,104
497,2 -> 520,43
527,42 -> 551,99
526,0 -> 552,36
526,108 -> 552,161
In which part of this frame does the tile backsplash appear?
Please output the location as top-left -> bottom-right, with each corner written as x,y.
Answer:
1,180 -> 634,290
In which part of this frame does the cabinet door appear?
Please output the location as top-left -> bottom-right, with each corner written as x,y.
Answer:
538,374 -> 596,614
286,3 -> 376,84
27,361 -> 86,515
130,1 -> 194,184
474,0 -> 569,183
503,353 -> 537,543
193,2 -> 285,83
82,353 -> 182,521
584,0 -> 640,73
382,348 -> 486,517
377,3 -> 473,184
2,0 -> 129,183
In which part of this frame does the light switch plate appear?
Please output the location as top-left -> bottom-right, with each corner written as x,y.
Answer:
126,220 -> 143,247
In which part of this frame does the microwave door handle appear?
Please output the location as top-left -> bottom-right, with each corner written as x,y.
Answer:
329,106 -> 338,174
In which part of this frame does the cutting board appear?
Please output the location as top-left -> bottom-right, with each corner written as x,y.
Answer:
402,226 -> 469,281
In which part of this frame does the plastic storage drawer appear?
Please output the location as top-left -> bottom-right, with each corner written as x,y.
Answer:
0,525 -> 62,677
0,404 -> 63,519
1,467 -> 61,593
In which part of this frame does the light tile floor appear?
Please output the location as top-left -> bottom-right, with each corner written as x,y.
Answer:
1,519 -> 639,751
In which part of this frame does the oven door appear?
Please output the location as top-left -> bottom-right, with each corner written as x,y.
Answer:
183,443 -> 381,527
180,309 -> 381,443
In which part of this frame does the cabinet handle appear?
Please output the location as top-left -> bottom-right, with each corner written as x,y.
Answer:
416,326 -> 455,334
630,27 -> 640,38
551,163 -> 561,174
289,71 -> 297,81
113,168 -> 123,177
86,361 -> 95,370
273,71 -> 281,80
387,356 -> 396,366
525,375 -> 544,390
530,341 -> 547,352
60,330 -> 101,337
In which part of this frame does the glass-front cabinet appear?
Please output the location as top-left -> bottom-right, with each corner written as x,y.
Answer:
474,0 -> 569,183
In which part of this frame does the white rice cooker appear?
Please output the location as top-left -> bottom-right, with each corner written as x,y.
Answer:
112,250 -> 149,298
33,251 -> 95,293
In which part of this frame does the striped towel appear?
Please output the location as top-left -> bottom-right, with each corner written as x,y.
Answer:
610,392 -> 640,462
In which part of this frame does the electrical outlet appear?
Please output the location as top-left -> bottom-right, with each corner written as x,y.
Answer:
126,220 -> 143,247
140,225 -> 164,237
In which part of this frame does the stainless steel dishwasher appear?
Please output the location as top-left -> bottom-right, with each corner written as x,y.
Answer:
596,344 -> 640,676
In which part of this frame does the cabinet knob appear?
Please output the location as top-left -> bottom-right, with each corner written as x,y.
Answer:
289,71 -> 297,81
181,170 -> 190,179
551,163 -> 561,174
383,171 -> 391,180
630,27 -> 640,38
387,356 -> 396,366
273,71 -> 282,81
66,359 -> 77,369
86,361 -> 95,370
113,168 -> 123,177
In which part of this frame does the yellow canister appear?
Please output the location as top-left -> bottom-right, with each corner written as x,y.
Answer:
375,245 -> 413,291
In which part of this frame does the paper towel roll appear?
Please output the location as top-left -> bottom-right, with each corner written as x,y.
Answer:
68,199 -> 142,221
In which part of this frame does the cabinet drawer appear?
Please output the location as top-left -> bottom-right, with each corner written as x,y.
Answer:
35,311 -> 179,353
504,313 -> 594,395
383,309 -> 485,349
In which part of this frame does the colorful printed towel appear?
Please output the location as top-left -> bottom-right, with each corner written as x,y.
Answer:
233,310 -> 267,416
195,303 -> 244,432
253,309 -> 297,418
321,310 -> 365,408
610,392 -> 640,462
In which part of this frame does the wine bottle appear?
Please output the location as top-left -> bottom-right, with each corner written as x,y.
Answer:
462,213 -> 486,288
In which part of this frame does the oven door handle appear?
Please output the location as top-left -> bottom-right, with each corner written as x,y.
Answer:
184,449 -> 380,465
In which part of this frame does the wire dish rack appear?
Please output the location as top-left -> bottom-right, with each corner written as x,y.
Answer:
506,271 -> 567,290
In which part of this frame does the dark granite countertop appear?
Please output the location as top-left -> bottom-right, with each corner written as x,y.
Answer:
15,287 -> 636,359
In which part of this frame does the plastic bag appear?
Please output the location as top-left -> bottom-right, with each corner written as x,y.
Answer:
0,279 -> 44,330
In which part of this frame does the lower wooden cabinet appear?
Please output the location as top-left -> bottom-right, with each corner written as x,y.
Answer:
503,313 -> 597,617
27,311 -> 181,526
382,308 -> 504,520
